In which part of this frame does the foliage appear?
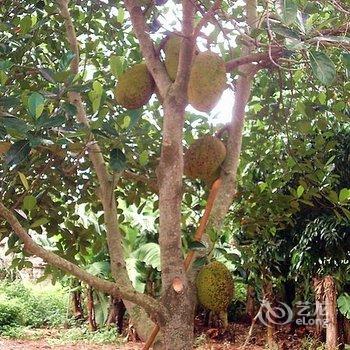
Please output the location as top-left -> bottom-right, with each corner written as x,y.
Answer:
300,336 -> 326,350
48,326 -> 124,346
0,299 -> 22,329
0,280 -> 68,328
338,293 -> 350,320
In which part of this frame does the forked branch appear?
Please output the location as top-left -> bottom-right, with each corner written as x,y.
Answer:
0,202 -> 166,318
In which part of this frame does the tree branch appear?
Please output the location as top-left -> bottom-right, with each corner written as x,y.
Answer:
225,48 -> 283,72
174,0 -> 196,90
57,0 -> 140,300
124,0 -> 171,97
193,0 -> 222,39
0,202 -> 166,318
205,0 -> 257,235
57,0 -> 166,340
123,170 -> 159,194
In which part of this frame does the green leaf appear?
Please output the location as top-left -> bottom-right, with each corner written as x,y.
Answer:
0,70 -> 7,85
126,257 -> 145,293
0,59 -> 13,71
2,117 -> 31,135
271,24 -> 300,39
5,140 -> 31,167
59,51 -> 76,71
117,8 -> 125,23
86,261 -> 110,277
133,242 -> 161,271
309,51 -> 336,85
282,0 -> 298,25
28,92 -> 45,119
339,188 -> 350,203
88,81 -> 103,113
193,257 -> 207,268
20,15 -> 33,34
297,185 -> 305,198
22,195 -> 37,211
110,55 -> 124,78
38,68 -> 56,83
18,172 -> 29,190
36,113 -> 66,129
30,217 -> 49,228
110,148 -> 127,172
342,53 -> 350,69
139,150 -> 149,166
338,293 -> 350,319
188,241 -> 207,251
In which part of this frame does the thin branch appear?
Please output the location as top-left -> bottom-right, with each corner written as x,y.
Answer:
124,0 -> 171,97
0,202 -> 166,318
174,0 -> 196,90
225,48 -> 283,72
123,170 -> 159,194
240,304 -> 263,349
56,2 -> 155,316
193,0 -> 222,39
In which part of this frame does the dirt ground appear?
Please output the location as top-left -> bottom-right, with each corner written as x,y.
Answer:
0,339 -> 264,350
0,323 -> 307,350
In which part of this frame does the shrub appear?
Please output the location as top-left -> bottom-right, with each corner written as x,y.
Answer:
0,298 -> 22,329
48,326 -> 124,345
0,280 -> 68,328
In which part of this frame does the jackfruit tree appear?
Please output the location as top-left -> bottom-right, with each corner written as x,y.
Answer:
0,0 -> 349,350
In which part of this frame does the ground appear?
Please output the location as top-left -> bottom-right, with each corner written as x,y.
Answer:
0,323 -> 308,350
0,339 -> 264,350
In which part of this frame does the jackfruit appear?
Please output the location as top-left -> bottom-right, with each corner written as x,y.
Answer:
188,51 -> 227,113
184,135 -> 226,182
164,35 -> 182,81
196,261 -> 234,312
115,63 -> 155,110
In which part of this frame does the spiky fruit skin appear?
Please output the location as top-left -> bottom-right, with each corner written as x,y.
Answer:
196,261 -> 234,312
188,51 -> 227,113
115,63 -> 155,110
184,135 -> 226,182
164,35 -> 182,81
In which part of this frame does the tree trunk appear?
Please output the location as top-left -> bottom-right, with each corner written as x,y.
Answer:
71,288 -> 83,320
314,276 -> 325,341
324,275 -> 338,350
106,296 -> 117,326
246,285 -> 256,321
344,317 -> 350,345
106,297 -> 126,334
87,286 -> 97,331
263,279 -> 278,350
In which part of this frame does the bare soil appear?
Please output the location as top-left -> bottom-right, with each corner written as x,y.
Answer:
0,339 -> 263,350
0,323 -> 309,350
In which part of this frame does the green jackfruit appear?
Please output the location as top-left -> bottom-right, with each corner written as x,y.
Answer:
115,63 -> 155,110
196,261 -> 234,312
188,51 -> 227,113
184,135 -> 226,182
164,35 -> 182,81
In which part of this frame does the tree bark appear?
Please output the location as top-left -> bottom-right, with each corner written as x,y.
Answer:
343,317 -> 350,345
324,275 -> 338,350
87,286 -> 97,331
106,297 -> 126,334
246,285 -> 256,321
71,290 -> 84,320
263,279 -> 278,350
314,276 -> 325,341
